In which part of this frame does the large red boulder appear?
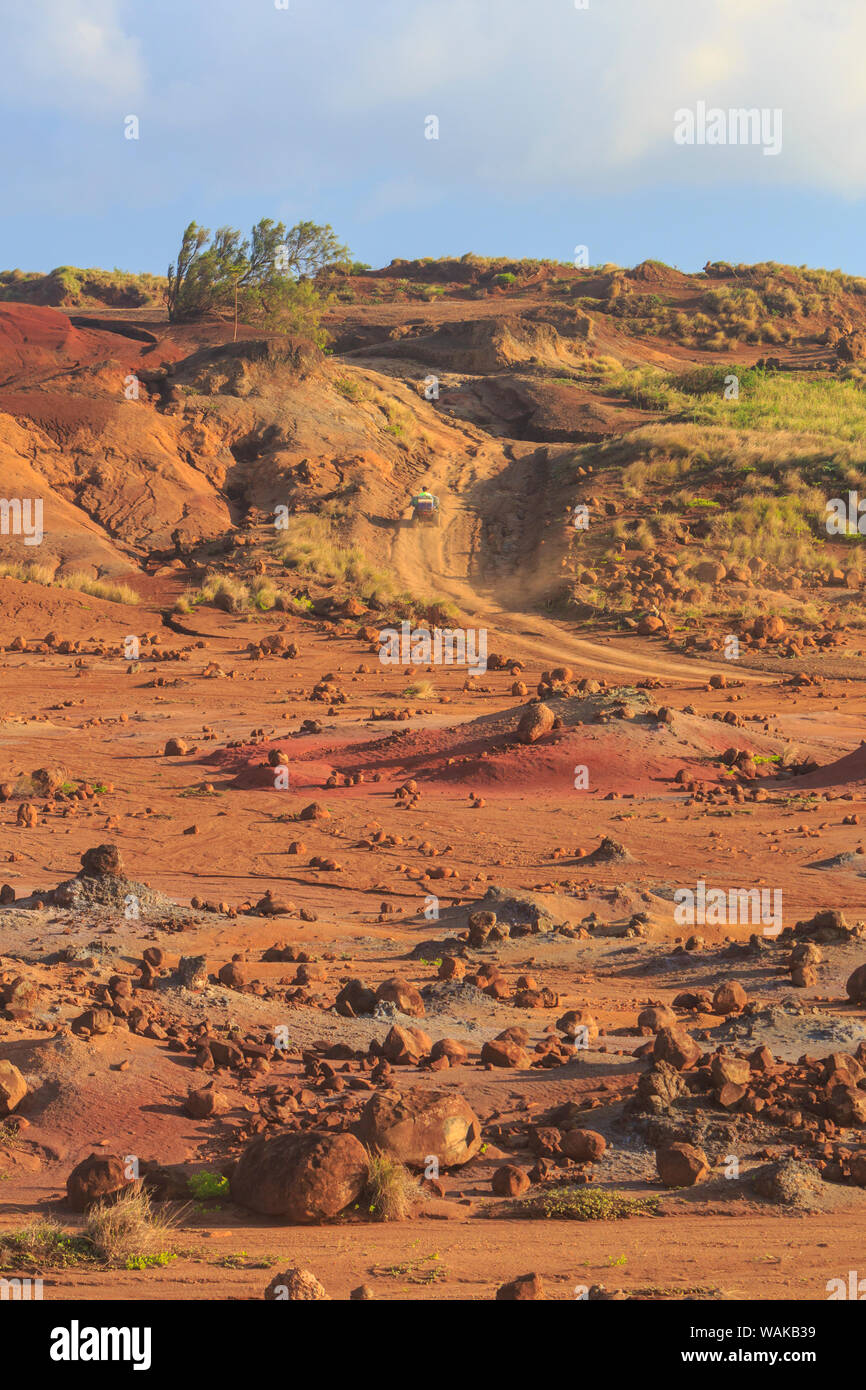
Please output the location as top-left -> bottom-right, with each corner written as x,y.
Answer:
358,1087 -> 482,1169
0,1061 -> 27,1116
652,1026 -> 701,1071
656,1143 -> 709,1188
230,1130 -> 367,1221
375,977 -> 425,1017
66,1153 -> 133,1211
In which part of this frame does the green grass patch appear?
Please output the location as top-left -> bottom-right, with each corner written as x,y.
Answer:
186,1171 -> 229,1201
511,1187 -> 661,1221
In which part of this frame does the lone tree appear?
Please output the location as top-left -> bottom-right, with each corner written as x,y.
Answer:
166,218 -> 349,338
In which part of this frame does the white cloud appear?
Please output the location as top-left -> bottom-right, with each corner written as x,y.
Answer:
4,0 -> 866,225
313,0 -> 866,195
0,0 -> 144,116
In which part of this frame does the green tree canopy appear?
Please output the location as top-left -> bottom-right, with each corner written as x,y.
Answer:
166,218 -> 349,338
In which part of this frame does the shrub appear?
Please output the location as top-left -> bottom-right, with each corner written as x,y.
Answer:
186,1171 -> 229,1201
58,573 -> 140,605
0,1217 -> 96,1269
0,563 -> 139,605
362,1150 -> 422,1221
403,681 -> 435,699
85,1185 -> 180,1265
513,1187 -> 661,1221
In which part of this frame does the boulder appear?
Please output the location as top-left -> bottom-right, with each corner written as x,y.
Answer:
635,1061 -> 687,1111
481,1038 -> 531,1068
177,955 -> 209,991
751,1159 -> 822,1208
653,1026 -> 701,1071
556,1008 -> 599,1042
516,703 -> 555,745
375,977 -> 425,1017
492,1165 -> 530,1197
335,979 -> 376,1017
230,1130 -> 367,1221
185,1085 -> 230,1119
381,1024 -> 431,1065
791,964 -> 817,988
66,1153 -> 132,1210
672,989 -> 713,1012
637,1005 -> 677,1033
80,844 -> 124,878
430,1038 -> 468,1066
693,561 -> 726,584
358,1087 -> 482,1169
712,982 -> 747,1015
656,1143 -> 709,1188
559,1129 -> 606,1163
845,963 -> 866,1004
71,1008 -> 113,1037
0,976 -> 36,1012
218,961 -> 248,989
710,1054 -> 750,1088
826,1084 -> 866,1126
438,956 -> 465,982
264,1267 -> 330,1300
821,1053 -> 863,1087
496,1272 -> 545,1300
31,765 -> 68,796
0,1061 -> 27,1116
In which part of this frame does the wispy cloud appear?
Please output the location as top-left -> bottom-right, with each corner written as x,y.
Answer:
0,0 -> 144,116
2,0 -> 866,271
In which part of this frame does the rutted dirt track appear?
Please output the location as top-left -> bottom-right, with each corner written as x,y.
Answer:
386,446 -> 763,684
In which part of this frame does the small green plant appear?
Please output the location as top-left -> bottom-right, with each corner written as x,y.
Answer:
0,1219 -> 98,1270
0,1122 -> 24,1150
370,1243 -> 447,1284
381,401 -> 413,440
334,377 -> 367,401
186,1171 -> 229,1201
125,1251 -> 177,1270
212,1250 -> 277,1270
510,1187 -> 661,1221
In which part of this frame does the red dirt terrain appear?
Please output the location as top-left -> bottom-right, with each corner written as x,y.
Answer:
1,266 -> 866,1304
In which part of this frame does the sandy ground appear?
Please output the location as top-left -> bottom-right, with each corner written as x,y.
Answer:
1,567 -> 865,1302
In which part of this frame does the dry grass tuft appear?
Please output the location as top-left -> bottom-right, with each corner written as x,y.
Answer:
362,1150 -> 423,1222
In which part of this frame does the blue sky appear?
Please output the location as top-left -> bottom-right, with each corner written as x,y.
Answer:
2,0 -> 866,276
